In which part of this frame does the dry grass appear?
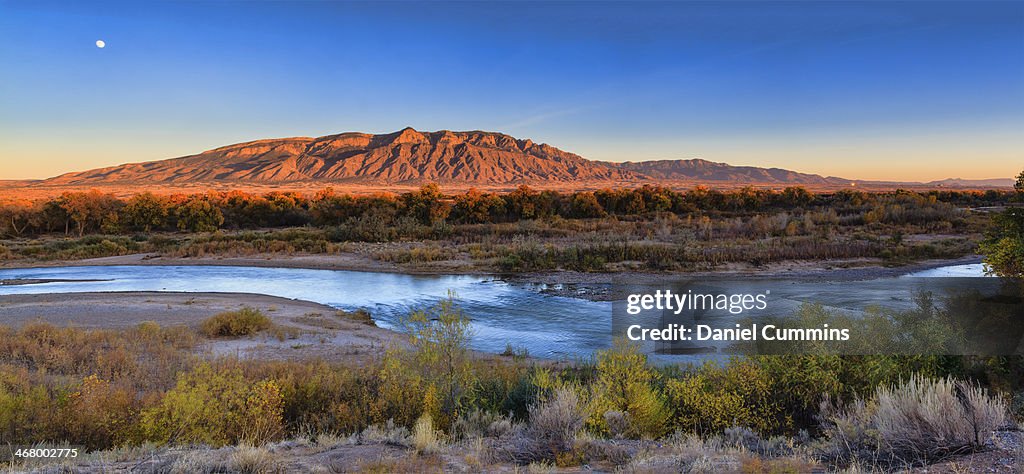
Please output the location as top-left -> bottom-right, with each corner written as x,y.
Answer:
623,432 -> 820,473
168,450 -> 229,474
229,444 -> 279,474
820,375 -> 1008,468
359,420 -> 411,446
412,414 -> 443,454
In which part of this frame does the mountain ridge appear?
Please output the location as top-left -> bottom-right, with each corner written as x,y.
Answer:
47,128 -> 638,185
39,128 -> 1011,188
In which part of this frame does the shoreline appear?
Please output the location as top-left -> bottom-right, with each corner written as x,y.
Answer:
0,291 -> 339,328
0,251 -> 984,280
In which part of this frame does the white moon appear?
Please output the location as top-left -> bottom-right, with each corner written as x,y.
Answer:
96,40 -> 105,48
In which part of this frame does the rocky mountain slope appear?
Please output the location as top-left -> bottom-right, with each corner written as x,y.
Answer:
46,128 -> 636,185
42,127 -> 964,187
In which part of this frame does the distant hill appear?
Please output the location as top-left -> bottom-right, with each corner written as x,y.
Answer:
615,159 -> 850,186
38,128 -> 1012,189
923,178 -> 1015,188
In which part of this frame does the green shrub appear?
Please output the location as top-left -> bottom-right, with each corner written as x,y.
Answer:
139,363 -> 284,446
0,366 -> 61,446
396,294 -> 475,430
665,359 -> 780,436
200,307 -> 272,338
589,339 -> 670,439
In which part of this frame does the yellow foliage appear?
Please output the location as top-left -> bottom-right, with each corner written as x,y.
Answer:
666,359 -> 780,435
589,339 -> 670,439
139,363 -> 284,447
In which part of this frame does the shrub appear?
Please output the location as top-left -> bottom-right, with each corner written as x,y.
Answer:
0,366 -> 61,445
452,408 -> 506,440
522,387 -> 585,461
397,294 -> 475,429
360,419 -> 411,446
61,375 -> 138,450
820,375 -> 1008,468
249,360 -> 377,434
0,322 -> 197,391
589,339 -> 670,439
665,359 -> 780,436
603,410 -> 629,439
139,363 -> 284,446
199,307 -> 272,338
244,379 -> 286,444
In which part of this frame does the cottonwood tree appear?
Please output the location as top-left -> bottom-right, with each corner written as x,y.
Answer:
0,200 -> 41,237
175,196 -> 224,232
451,188 -> 505,224
59,190 -> 123,236
122,192 -> 169,232
401,183 -> 451,226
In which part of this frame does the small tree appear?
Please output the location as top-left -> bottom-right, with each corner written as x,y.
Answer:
59,190 -> 123,236
399,292 -> 476,428
590,338 -> 670,438
980,168 -> 1024,277
452,188 -> 505,224
506,185 -> 539,219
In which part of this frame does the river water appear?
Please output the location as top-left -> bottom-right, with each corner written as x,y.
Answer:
0,263 -> 993,360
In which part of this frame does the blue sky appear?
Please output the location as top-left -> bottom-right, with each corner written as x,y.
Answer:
1,0 -> 1021,181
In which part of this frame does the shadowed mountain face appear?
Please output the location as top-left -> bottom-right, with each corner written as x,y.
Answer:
45,127 -> 848,186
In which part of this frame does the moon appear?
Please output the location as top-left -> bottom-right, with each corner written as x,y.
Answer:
95,40 -> 105,49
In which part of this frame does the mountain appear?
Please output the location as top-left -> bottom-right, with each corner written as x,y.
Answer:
615,159 -> 850,186
39,128 -> 999,189
46,128 -> 636,185
923,178 -> 1015,188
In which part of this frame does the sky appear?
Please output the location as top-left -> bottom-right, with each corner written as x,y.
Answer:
0,0 -> 1021,182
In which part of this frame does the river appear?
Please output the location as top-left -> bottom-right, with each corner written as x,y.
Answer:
0,263 -> 994,360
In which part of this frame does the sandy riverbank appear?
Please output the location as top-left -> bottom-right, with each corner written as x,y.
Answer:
0,291 -> 404,363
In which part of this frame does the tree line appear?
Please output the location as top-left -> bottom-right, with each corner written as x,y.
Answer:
0,184 -> 1012,238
